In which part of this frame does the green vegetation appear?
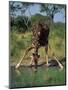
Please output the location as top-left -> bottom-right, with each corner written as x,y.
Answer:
31,14 -> 51,24
10,19 -> 65,64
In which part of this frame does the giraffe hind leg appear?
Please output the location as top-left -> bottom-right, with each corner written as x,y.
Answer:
45,45 -> 49,67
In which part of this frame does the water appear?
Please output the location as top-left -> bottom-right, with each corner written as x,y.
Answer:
9,64 -> 66,88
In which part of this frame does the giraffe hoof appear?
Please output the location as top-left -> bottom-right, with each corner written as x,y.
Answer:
46,63 -> 50,67
15,64 -> 20,69
59,66 -> 64,71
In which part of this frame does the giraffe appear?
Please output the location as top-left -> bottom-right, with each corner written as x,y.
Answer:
15,21 -> 63,70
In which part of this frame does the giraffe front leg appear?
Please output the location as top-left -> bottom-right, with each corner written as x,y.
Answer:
45,54 -> 49,66
15,46 -> 34,69
33,46 -> 39,71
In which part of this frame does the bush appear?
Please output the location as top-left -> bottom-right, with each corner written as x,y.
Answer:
10,16 -> 31,33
